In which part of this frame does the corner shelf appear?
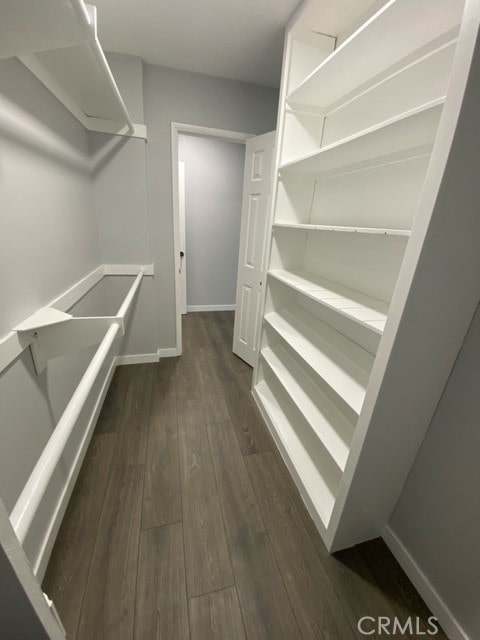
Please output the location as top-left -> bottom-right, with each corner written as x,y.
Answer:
273,222 -> 411,237
286,0 -> 463,112
279,99 -> 444,175
264,306 -> 373,421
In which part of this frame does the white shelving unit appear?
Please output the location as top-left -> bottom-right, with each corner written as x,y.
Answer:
253,0 -> 479,551
0,0 -> 145,139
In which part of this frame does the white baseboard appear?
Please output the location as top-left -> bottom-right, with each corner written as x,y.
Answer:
34,354 -> 117,580
383,525 -> 469,640
157,347 -> 178,358
115,353 -> 159,365
186,304 -> 235,312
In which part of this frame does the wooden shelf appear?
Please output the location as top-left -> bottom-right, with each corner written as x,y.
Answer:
279,99 -> 443,175
268,269 -> 388,335
261,344 -> 354,470
0,0 -> 88,59
286,0 -> 463,112
14,308 -> 72,332
273,222 -> 411,237
264,306 -> 373,419
3,1 -> 139,137
254,378 -> 339,528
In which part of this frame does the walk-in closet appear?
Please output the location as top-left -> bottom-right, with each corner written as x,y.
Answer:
1,1 -> 480,639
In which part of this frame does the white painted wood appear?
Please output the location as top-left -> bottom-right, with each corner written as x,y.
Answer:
382,526 -> 469,640
233,131 -> 276,366
264,305 -> 373,421
171,122 -> 254,356
287,0 -> 464,111
34,355 -> 116,580
253,0 -> 477,564
268,268 -> 388,337
0,500 -> 65,639
14,309 -> 72,332
328,0 -> 480,552
280,99 -> 444,175
0,0 -> 89,59
12,2 -> 138,138
273,222 -> 410,236
10,324 -> 119,543
103,263 -> 154,276
178,162 -> 187,315
261,344 -> 354,470
186,305 -> 236,312
254,376 -> 339,528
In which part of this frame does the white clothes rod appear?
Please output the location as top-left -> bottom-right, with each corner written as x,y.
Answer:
10,269 -> 144,542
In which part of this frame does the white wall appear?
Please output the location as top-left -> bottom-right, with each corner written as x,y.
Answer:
179,134 -> 246,309
0,58 -> 126,575
389,303 -> 480,640
91,58 -> 278,355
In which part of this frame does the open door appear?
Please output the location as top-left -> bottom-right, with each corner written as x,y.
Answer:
178,161 -> 187,315
233,131 -> 276,366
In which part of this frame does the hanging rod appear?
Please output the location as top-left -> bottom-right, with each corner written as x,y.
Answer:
10,269 -> 144,542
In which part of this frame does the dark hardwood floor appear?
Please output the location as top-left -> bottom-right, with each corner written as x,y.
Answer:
43,311 -> 444,640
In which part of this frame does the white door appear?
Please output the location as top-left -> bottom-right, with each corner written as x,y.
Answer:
233,131 -> 276,366
178,161 -> 187,314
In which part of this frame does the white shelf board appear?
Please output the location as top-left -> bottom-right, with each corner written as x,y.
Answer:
14,308 -> 72,332
254,378 -> 337,527
268,269 -> 389,334
264,306 -> 373,418
0,0 -> 89,59
279,99 -> 444,175
286,0 -> 464,111
14,3 -> 135,133
273,222 -> 411,237
261,345 -> 354,471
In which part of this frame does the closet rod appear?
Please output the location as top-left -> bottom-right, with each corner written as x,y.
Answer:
10,269 -> 144,542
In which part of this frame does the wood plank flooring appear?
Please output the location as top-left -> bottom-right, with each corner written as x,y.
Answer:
42,311 -> 445,640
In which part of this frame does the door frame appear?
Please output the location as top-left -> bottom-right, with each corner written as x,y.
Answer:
171,122 -> 255,355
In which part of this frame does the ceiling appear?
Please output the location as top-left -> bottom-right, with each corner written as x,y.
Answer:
93,0 -> 301,88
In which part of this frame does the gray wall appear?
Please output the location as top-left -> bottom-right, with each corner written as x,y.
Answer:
389,303 -> 480,640
179,134 -> 246,308
0,58 -> 125,575
144,65 -> 278,350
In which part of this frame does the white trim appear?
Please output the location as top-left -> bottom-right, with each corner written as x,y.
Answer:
0,264 -> 151,377
157,347 -> 179,358
383,525 -> 469,640
186,304 -> 236,312
34,355 -> 117,580
84,119 -> 147,140
171,122 -> 255,357
104,263 -> 154,276
115,353 -> 159,365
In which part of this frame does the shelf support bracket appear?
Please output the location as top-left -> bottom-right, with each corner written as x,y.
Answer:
16,314 -> 124,375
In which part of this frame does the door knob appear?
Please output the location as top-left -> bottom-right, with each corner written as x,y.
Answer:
180,251 -> 185,257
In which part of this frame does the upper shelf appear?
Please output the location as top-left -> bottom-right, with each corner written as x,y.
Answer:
1,0 -> 143,138
279,99 -> 443,175
273,222 -> 411,237
286,0 -> 464,112
0,0 -> 88,59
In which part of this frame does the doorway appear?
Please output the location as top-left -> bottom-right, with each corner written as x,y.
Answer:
178,133 -> 246,314
171,123 -> 275,363
172,124 -> 251,356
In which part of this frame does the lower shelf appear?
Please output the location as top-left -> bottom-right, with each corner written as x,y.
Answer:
264,305 -> 373,420
260,344 -> 354,471
254,376 -> 340,529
